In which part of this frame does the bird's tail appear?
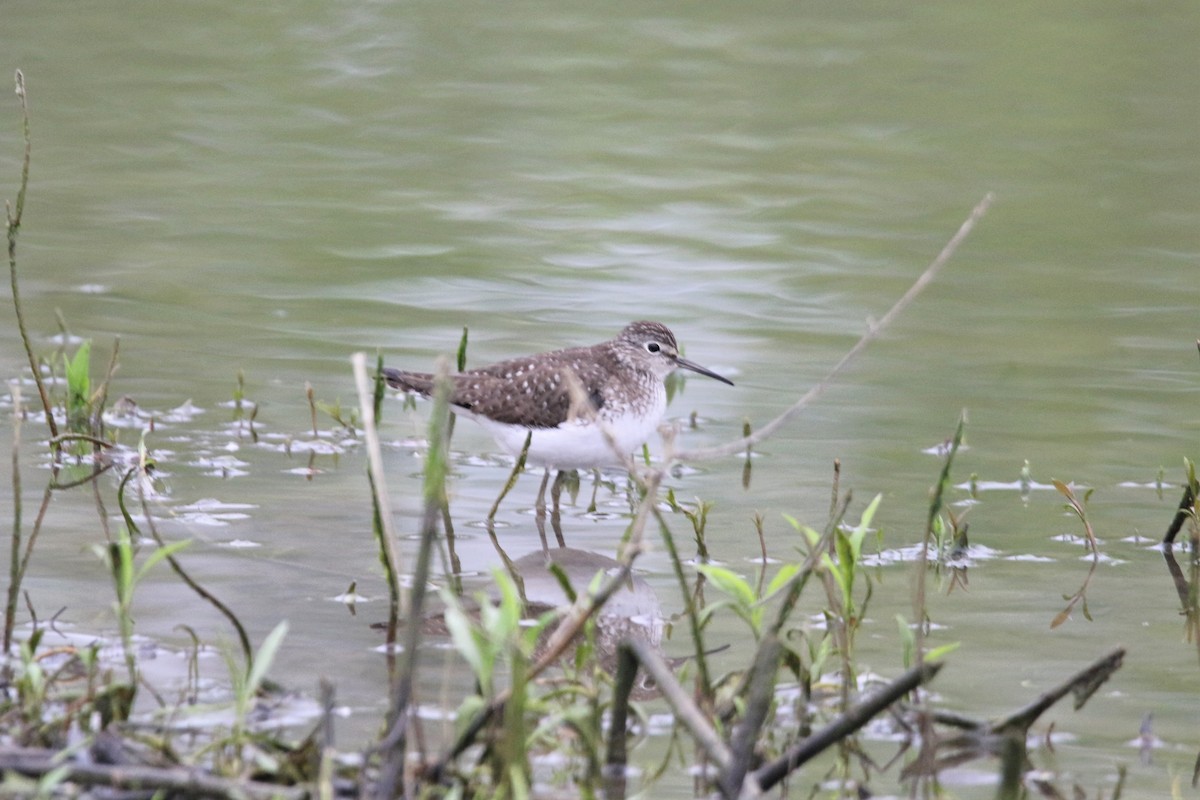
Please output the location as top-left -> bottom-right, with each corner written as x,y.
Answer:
382,368 -> 436,397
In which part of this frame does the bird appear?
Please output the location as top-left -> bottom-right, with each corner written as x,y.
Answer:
383,321 -> 733,471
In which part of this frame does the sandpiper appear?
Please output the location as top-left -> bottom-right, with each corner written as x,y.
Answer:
384,321 -> 733,470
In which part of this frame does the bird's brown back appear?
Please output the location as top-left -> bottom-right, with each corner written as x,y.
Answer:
383,344 -> 620,429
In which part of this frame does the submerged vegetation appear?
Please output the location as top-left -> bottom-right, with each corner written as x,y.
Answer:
3,70 -> 1197,800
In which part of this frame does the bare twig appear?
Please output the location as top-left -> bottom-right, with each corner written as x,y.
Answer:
0,746 -> 310,800
488,431 -> 532,521
1053,479 -> 1099,554
1163,460 -> 1198,544
352,352 -> 405,615
122,466 -> 254,667
4,383 -> 23,659
91,335 -> 121,436
752,660 -> 944,793
616,638 -> 732,773
675,193 -> 994,463
373,360 -> 451,800
910,647 -> 1127,783
48,432 -> 115,449
652,505 -> 714,704
990,647 -> 1124,735
6,70 -> 59,443
720,635 -> 780,797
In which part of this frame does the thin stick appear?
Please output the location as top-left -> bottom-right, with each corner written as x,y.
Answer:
606,643 -> 639,772
751,660 -> 944,792
6,70 -> 58,443
720,635 -> 780,797
120,466 -> 254,665
48,432 -> 114,449
488,432 -> 532,521
624,638 -> 732,772
352,352 -> 405,615
675,193 -> 994,462
990,647 -> 1124,735
4,383 -> 23,659
0,747 -> 309,800
1162,463 -> 1197,544
653,506 -> 713,703
91,335 -> 120,437
374,361 -> 452,800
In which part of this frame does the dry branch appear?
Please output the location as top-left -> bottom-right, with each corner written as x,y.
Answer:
752,660 -> 943,793
675,193 -> 994,463
1163,477 -> 1198,544
0,746 -> 310,800
990,646 -> 1124,735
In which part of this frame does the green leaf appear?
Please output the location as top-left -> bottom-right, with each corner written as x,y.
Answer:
895,614 -> 916,669
507,762 -> 531,800
695,564 -> 755,609
749,605 -> 765,632
111,527 -> 136,605
847,493 -> 882,559
782,515 -> 822,546
134,539 -> 191,585
246,621 -> 289,697
808,636 -> 832,683
925,641 -> 960,661
455,695 -> 488,738
493,569 -> 523,642
697,599 -> 732,628
37,765 -> 73,796
764,563 -> 801,599
832,534 -> 854,605
442,592 -> 489,685
64,340 -> 92,402
521,608 -> 559,652
456,326 -> 470,372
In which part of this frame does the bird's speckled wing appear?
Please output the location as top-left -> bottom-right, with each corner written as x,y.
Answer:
384,346 -> 610,429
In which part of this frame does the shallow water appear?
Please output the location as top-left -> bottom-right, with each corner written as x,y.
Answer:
2,0 -> 1199,795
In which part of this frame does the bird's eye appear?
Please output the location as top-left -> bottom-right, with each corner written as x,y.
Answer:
646,342 -> 661,353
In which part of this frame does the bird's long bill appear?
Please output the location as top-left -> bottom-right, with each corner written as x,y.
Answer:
675,355 -> 734,386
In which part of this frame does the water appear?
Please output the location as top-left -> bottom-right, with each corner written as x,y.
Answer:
2,0 -> 1198,795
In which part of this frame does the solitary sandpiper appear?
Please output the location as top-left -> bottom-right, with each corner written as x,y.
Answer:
383,321 -> 733,470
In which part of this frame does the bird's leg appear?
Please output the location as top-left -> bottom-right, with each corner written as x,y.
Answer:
587,468 -> 601,513
550,470 -> 568,547
534,506 -> 551,552
550,505 -> 566,548
551,470 -> 568,511
534,468 -> 552,516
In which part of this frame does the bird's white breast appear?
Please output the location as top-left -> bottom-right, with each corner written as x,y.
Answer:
465,381 -> 669,470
